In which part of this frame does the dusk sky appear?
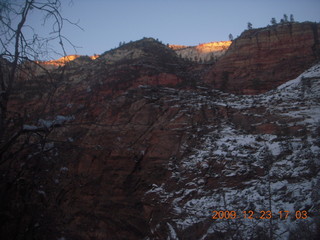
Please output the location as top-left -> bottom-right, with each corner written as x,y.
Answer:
25,0 -> 320,59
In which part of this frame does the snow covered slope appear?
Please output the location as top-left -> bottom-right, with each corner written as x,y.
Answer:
144,63 -> 320,239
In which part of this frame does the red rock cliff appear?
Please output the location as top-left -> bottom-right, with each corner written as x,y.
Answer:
3,28 -> 320,240
205,22 -> 320,94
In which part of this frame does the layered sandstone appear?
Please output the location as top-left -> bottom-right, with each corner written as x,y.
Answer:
205,22 -> 320,94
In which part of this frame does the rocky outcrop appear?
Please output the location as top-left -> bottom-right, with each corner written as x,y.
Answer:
169,41 -> 231,62
205,22 -> 320,94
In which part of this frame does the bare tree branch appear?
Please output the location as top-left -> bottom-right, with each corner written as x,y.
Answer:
0,0 -> 80,163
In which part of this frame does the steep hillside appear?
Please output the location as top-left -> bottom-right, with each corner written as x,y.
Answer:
2,58 -> 320,239
205,22 -> 320,94
141,63 -> 320,239
9,38 -> 195,115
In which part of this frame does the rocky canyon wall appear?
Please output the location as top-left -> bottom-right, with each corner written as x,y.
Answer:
205,22 -> 320,94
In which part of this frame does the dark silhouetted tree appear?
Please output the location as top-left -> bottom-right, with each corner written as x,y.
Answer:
247,22 -> 253,30
271,18 -> 277,25
290,14 -> 295,22
229,33 -> 234,41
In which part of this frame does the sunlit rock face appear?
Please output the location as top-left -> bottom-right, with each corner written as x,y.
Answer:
23,54 -> 100,76
36,54 -> 99,67
204,22 -> 320,94
195,41 -> 231,53
169,41 -> 231,62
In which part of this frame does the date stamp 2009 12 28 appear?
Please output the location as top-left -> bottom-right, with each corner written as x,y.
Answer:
212,210 -> 308,220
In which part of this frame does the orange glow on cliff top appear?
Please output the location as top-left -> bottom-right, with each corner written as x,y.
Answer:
169,41 -> 231,53
37,54 -> 99,66
196,41 -> 231,53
